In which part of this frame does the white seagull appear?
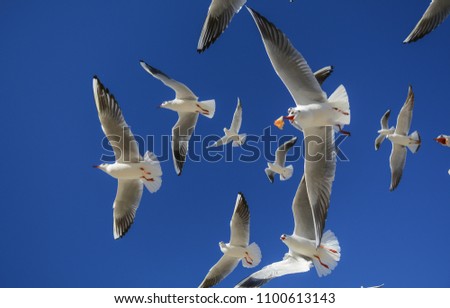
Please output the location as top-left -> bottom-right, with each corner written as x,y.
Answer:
434,134 -> 450,147
235,175 -> 341,288
93,76 -> 162,239
140,60 -> 215,175
404,0 -> 450,43
265,136 -> 298,183
197,0 -> 247,53
374,109 -> 395,150
199,192 -> 261,288
383,86 -> 421,191
208,98 -> 246,148
248,7 -> 340,247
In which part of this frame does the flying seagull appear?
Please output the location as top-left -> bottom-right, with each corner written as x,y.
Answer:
404,0 -> 450,43
235,175 -> 340,288
381,86 -> 421,191
92,76 -> 163,239
374,109 -> 395,151
199,192 -> 261,288
265,136 -> 298,183
208,98 -> 246,148
140,60 -> 215,176
197,0 -> 247,53
248,7 -> 342,246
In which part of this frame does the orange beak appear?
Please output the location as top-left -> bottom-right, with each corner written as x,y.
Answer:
274,116 -> 285,130
284,115 -> 295,121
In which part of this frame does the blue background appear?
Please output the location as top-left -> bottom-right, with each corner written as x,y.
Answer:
0,0 -> 449,287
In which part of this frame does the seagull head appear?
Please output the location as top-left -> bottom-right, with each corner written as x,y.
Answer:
283,107 -> 297,122
93,163 -> 108,171
434,135 -> 447,145
218,241 -> 227,251
280,234 -> 288,241
160,101 -> 174,110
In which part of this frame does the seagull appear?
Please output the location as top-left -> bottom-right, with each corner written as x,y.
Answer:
248,7 -> 339,247
235,175 -> 341,288
92,76 -> 163,239
199,192 -> 261,288
404,0 -> 450,43
197,0 -> 247,53
374,109 -> 395,150
265,137 -> 298,183
140,60 -> 215,176
434,134 -> 450,147
208,98 -> 246,148
383,86 -> 421,191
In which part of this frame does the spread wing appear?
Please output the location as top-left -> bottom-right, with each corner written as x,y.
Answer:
113,179 -> 143,239
404,0 -> 450,43
313,66 -> 334,85
197,0 -> 247,52
389,144 -> 407,191
230,98 -> 243,133
395,86 -> 414,135
229,192 -> 250,247
199,255 -> 240,288
275,137 -> 298,167
247,7 -> 327,106
172,112 -> 199,175
140,60 -> 197,100
93,76 -> 140,163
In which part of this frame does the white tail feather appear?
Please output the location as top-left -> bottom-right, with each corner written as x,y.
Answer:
280,165 -> 294,181
198,99 -> 216,119
141,151 -> 162,193
312,230 -> 341,277
407,131 -> 421,154
328,85 -> 350,126
242,242 -> 261,268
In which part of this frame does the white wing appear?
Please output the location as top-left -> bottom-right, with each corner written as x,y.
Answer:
247,7 -> 327,106
395,86 -> 414,135
404,0 -> 450,43
113,179 -> 143,239
230,98 -> 243,133
207,136 -> 231,148
172,113 -> 199,175
93,76 -> 140,163
235,253 -> 312,288
380,109 -> 391,130
389,144 -> 407,191
274,137 -> 298,167
303,126 -> 336,247
140,61 -> 198,100
197,0 -> 247,52
199,255 -> 240,288
292,175 -> 316,241
229,192 -> 250,247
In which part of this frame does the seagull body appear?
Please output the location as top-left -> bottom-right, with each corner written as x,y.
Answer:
197,0 -> 247,52
404,0 -> 450,43
140,60 -> 215,175
378,86 -> 421,191
375,109 -> 395,150
265,136 -> 297,183
199,193 -> 261,288
208,98 -> 246,148
435,134 -> 450,147
93,76 -> 162,239
236,176 -> 341,288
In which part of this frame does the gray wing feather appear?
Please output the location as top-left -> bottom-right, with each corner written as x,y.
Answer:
395,86 -> 414,135
389,144 -> 407,191
303,126 -> 336,247
375,134 -> 386,151
313,66 -> 334,85
292,175 -> 316,240
93,77 -> 140,163
199,255 -> 240,288
380,109 -> 391,130
140,61 -> 198,100
172,113 -> 199,175
197,0 -> 247,53
275,137 -> 298,167
404,0 -> 450,43
247,7 -> 327,106
113,179 -> 143,239
229,192 -> 250,247
230,98 -> 243,133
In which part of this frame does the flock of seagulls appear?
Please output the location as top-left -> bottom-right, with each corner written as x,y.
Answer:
92,1 -> 450,287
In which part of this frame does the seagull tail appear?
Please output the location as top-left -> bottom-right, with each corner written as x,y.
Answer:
198,99 -> 216,119
328,85 -> 350,126
312,230 -> 341,277
141,151 -> 162,193
407,131 -> 421,154
232,133 -> 247,147
242,242 -> 261,268
280,165 -> 294,181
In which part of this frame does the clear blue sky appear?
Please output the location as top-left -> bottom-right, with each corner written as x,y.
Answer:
0,0 -> 449,288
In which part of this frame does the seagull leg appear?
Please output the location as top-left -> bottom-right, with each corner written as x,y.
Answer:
313,255 -> 329,269
140,167 -> 151,175
140,176 -> 154,182
244,252 -> 254,265
333,107 -> 349,116
337,125 -> 351,136
196,103 -> 210,115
